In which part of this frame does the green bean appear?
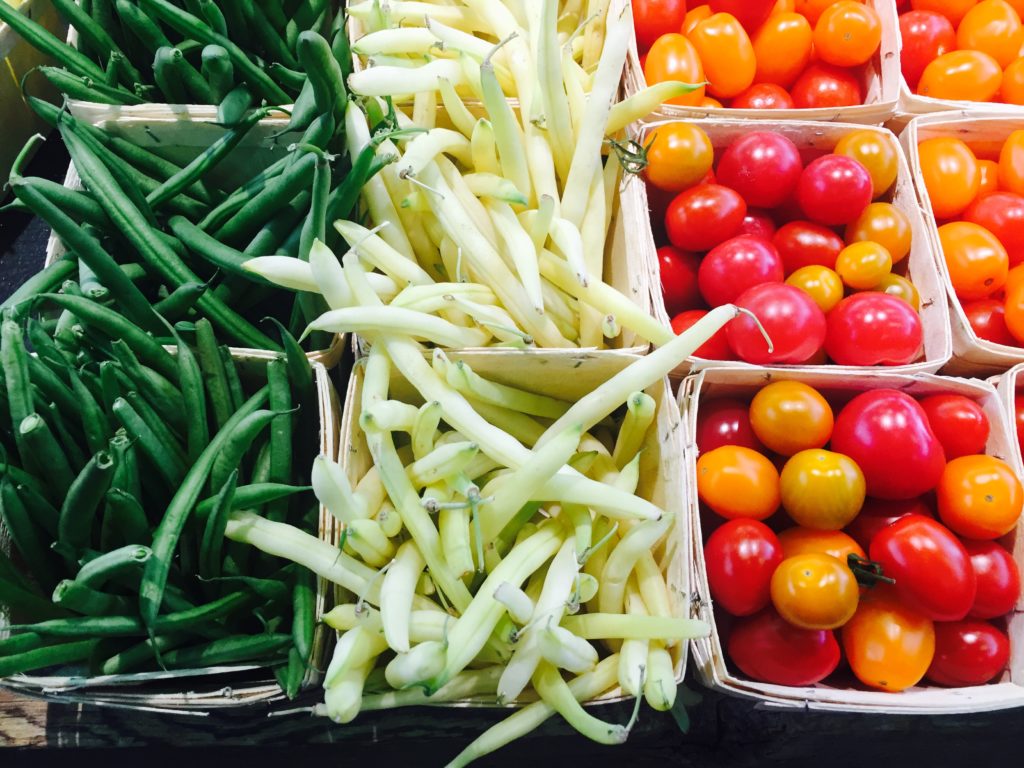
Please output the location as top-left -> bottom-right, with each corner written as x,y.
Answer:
3,180 -> 102,228
296,31 -> 345,122
242,190 -> 312,258
167,216 -> 278,284
17,413 -> 75,500
266,317 -> 313,419
109,340 -> 186,426
67,368 -> 110,457
280,646 -> 304,698
37,64 -> 141,105
299,152 -> 331,264
200,572 -> 289,603
78,250 -> 103,298
0,576 -> 70,621
267,63 -> 305,92
213,0 -> 253,49
159,633 -> 291,669
25,318 -> 70,372
103,51 -> 125,88
0,632 -> 45,657
199,469 -> 237,580
291,0 -> 331,54
216,84 -> 253,127
52,580 -> 132,616
77,544 -> 152,589
0,478 -> 61,589
219,346 -> 245,411
325,144 -> 391,225
16,481 -> 60,539
46,403 -> 88,471
251,3 -> 299,71
256,0 -> 288,33
292,566 -> 315,662
197,155 -> 290,231
2,319 -> 36,432
57,450 -> 116,555
214,152 -> 317,245
112,398 -> 186,489
153,46 -> 189,103
154,282 -> 207,322
26,355 -> 77,417
175,337 -> 209,464
98,362 -> 123,415
280,77 -> 317,135
99,632 -> 192,674
50,0 -> 140,83
266,357 -> 292,523
201,43 -> 233,100
194,319 -> 233,430
0,2 -> 106,81
124,391 -> 187,468
0,639 -> 99,677
101,489 -> 151,549
0,258 -> 76,315
210,409 -> 277,492
199,1 -> 227,37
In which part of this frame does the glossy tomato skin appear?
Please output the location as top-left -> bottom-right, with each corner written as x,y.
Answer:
749,380 -> 834,456
707,0 -> 774,31
697,445 -> 781,520
957,0 -> 1023,69
791,63 -> 864,108
1016,392 -> 1024,450
870,515 -> 977,621
917,49 -> 1003,102
899,10 -> 958,89
780,449 -> 866,531
770,553 -> 860,629
773,221 -> 845,274
918,137 -> 980,221
632,0 -> 689,51
939,221 -> 1010,301
926,621 -> 1010,686
813,1 -> 882,68
964,539 -> 1021,619
823,293 -> 924,366
727,608 -> 841,686
716,132 -> 803,209
705,519 -> 784,616
698,236 -> 785,307
727,283 -> 827,364
918,394 -> 990,460
846,203 -> 913,264
1001,130 -> 1024,196
666,184 -> 747,252
731,83 -> 796,109
644,33 -> 706,106
696,398 -> 763,453
658,246 -> 703,316
963,192 -> 1024,267
831,390 -> 947,499
797,155 -> 873,226
688,13 -> 757,98
752,12 -> 814,88
937,455 -> 1024,539
778,527 -> 866,563
671,310 -> 734,359
737,210 -> 777,240
845,496 -> 935,551
962,298 -> 1018,345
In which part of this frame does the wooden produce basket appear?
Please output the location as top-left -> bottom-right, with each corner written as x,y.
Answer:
622,0 -> 899,125
334,352 -> 690,707
993,363 -> 1024,474
637,118 -> 951,377
680,366 -> 1024,714
901,113 -> 1024,377
0,359 -> 339,714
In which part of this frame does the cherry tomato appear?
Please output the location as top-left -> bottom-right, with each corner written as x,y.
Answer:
939,221 -> 1009,301
699,95 -> 725,108
927,620 -> 1010,686
834,131 -> 899,199
644,33 -> 706,106
728,608 -> 841,686
737,210 -> 777,240
962,298 -> 1018,345
845,203 -> 913,264
781,449 -> 866,530
716,132 -> 803,209
814,1 -> 881,67
797,154 -> 873,226
1003,56 -> 1024,105
1016,391 -> 1024,449
666,184 -> 747,252
831,390 -> 947,499
771,553 -> 859,629
727,283 -> 827,364
824,293 -> 924,366
1003,277 -> 1024,343
917,50 -> 1004,102
911,0 -> 982,26
918,137 -> 980,220
697,445 -> 781,520
899,10 -> 958,89
707,0 -> 775,31
791,62 -> 864,108
671,309 -> 734,359
963,192 -> 1024,267
778,527 -> 866,563
999,130 -> 1024,195
919,394 -> 990,460
632,0 -> 690,51
688,13 -> 757,98
845,496 -> 936,550
842,586 -> 935,692
937,454 -> 1024,539
749,380 -> 833,456
798,0 -> 864,25
698,235 -> 785,307
773,221 -> 845,274
646,125 -> 713,195
696,397 -> 763,452
658,246 -> 703,316
835,241 -> 893,289
752,12 -> 813,88
786,265 -> 845,312
957,0 -> 1023,69
871,514 -> 977,621
683,3 -> 713,34
964,539 -> 1021,618
874,273 -> 921,311
705,519 -> 784,616
976,158 -> 1001,197
730,83 -> 796,109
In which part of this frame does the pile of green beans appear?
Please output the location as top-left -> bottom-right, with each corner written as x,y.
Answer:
0,0 -> 348,112
0,290 -> 319,696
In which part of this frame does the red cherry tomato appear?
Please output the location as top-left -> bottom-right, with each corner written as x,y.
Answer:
797,154 -> 873,226
791,62 -> 864,108
726,283 -> 827,364
707,0 -> 775,32
727,608 -> 841,685
698,235 -> 785,307
823,293 -> 924,366
658,246 -> 703,316
870,515 -> 977,621
926,620 -> 1010,687
831,390 -> 947,500
845,496 -> 935,551
773,221 -> 845,274
899,10 -> 958,89
705,519 -> 784,616
716,132 -> 804,209
963,192 -> 1024,268
1016,392 -> 1024,450
730,83 -> 796,109
918,394 -> 990,460
632,0 -> 690,51
696,398 -> 764,453
962,298 -> 1018,346
671,310 -> 734,359
963,539 -> 1021,619
737,210 -> 777,240
665,184 -> 747,252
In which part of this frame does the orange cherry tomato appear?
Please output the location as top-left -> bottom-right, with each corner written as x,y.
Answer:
917,137 -> 981,219
771,0 -> 797,14
937,455 -> 1024,539
749,380 -> 834,456
842,586 -> 936,692
797,0 -> 862,25
845,203 -> 913,263
1004,278 -> 1024,341
875,273 -> 922,311
780,449 -> 866,530
976,158 -> 1002,196
917,49 -> 1004,102
834,131 -> 899,198
939,221 -> 1010,300
999,129 -> 1024,195
683,4 -> 713,34
1003,57 -> 1024,104
836,241 -> 894,289
813,1 -> 882,67
771,554 -> 860,630
777,527 -> 867,563
696,445 -> 781,520
786,265 -> 845,312
645,123 -> 714,193
911,0 -> 983,26
688,13 -> 757,98
752,12 -> 814,88
644,34 -> 706,106
700,96 -> 724,107
957,0 -> 1024,68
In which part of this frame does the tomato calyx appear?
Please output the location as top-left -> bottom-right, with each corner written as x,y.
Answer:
847,553 -> 896,588
608,136 -> 653,176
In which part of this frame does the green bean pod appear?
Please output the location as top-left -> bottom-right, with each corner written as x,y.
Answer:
0,639 -> 99,677
0,2 -> 106,81
194,318 -> 233,430
154,282 -> 207,322
99,632 -> 192,675
100,489 -> 151,550
158,633 -> 291,669
16,481 -> 60,540
76,544 -> 152,589
111,398 -> 186,489
201,44 -> 233,101
199,469 -> 238,580
216,84 -> 253,127
68,368 -> 111,456
50,0 -> 141,83
242,190 -> 312,258
250,2 -> 299,71
153,46 -> 190,104
199,1 -> 227,38
291,566 -> 315,662
296,31 -> 346,123
17,413 -> 75,501
46,402 -> 88,472
52,580 -> 132,616
123,391 -> 187,467
219,346 -> 245,412
109,339 -> 186,427
0,258 -> 76,316
0,477 -> 61,589
57,450 -> 116,555
266,357 -> 292,523
209,409 -> 278,493
176,337 -> 210,464
26,355 -> 77,417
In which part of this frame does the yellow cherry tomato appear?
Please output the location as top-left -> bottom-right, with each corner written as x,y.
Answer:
771,553 -> 860,630
749,381 -> 834,457
874,273 -> 922,311
834,130 -> 900,198
836,241 -> 894,289
780,449 -> 866,530
786,265 -> 845,313
845,202 -> 912,264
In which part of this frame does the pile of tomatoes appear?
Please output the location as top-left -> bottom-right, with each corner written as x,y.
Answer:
915,130 -> 1024,347
900,0 -> 1024,104
650,124 -> 925,366
635,0 -> 883,111
696,380 -> 1022,691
